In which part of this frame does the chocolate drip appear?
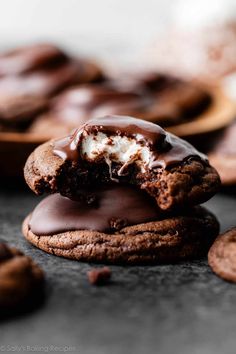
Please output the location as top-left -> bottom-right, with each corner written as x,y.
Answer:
29,185 -> 161,235
53,115 -> 207,169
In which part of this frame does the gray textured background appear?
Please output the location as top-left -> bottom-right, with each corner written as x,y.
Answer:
0,183 -> 236,354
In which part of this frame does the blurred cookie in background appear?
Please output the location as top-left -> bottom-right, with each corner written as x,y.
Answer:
0,95 -> 48,132
0,242 -> 44,318
0,43 -> 103,132
28,71 -> 235,143
0,43 -> 104,177
28,71 -> 213,138
109,72 -> 212,125
208,121 -> 236,186
0,43 -> 103,97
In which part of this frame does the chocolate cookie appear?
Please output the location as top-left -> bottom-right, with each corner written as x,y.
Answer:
28,84 -> 151,137
28,72 -> 211,136
0,43 -> 102,130
22,186 -> 219,264
0,95 -> 48,129
111,72 -> 211,124
24,115 -> 220,211
208,228 -> 236,282
0,243 -> 44,315
54,74 -> 211,126
208,121 -> 236,185
0,58 -> 102,98
0,43 -> 67,76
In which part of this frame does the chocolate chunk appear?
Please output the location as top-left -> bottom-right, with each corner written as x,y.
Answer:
87,267 -> 111,285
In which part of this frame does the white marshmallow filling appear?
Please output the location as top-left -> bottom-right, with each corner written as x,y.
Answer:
81,132 -> 153,175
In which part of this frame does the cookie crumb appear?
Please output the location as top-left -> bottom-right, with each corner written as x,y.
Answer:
87,267 -> 111,285
110,217 -> 128,231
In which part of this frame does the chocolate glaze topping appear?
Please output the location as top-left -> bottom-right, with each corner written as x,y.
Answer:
53,115 -> 207,169
29,185 -> 161,235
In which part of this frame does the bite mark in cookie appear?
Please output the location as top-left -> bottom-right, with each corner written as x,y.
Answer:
54,115 -> 206,170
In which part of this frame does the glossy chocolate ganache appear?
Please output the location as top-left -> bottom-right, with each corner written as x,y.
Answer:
29,185 -> 161,235
53,115 -> 207,170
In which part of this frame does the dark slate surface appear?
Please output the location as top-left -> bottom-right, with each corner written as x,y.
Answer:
0,182 -> 236,354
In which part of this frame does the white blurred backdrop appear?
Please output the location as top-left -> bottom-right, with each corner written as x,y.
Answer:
0,0 -> 234,67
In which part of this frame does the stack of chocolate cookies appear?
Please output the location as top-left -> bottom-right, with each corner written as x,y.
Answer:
23,115 -> 220,264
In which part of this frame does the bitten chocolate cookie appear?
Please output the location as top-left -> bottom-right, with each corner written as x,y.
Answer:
24,115 -> 220,211
0,243 -> 44,315
208,228 -> 236,282
22,186 -> 219,264
208,121 -> 236,186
